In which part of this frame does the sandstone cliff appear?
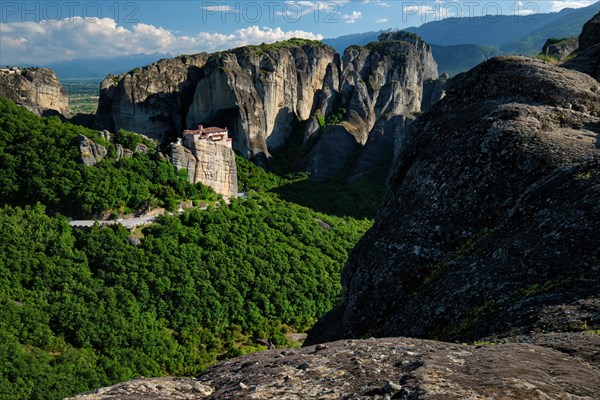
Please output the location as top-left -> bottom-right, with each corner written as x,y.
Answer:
95,40 -> 336,160
96,36 -> 438,181
563,12 -> 600,81
186,41 -> 337,160
94,53 -> 210,142
305,56 -> 600,346
0,67 -> 69,116
295,32 -> 438,181
170,140 -> 238,198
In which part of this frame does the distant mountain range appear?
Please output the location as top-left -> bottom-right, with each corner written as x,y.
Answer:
323,1 -> 600,75
44,53 -> 171,80
32,1 -> 600,80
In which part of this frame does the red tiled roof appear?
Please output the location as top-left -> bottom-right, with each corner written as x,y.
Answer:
202,127 -> 227,134
183,126 -> 228,135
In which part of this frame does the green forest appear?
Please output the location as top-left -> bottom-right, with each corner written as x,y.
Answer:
0,98 -> 373,399
0,98 -> 217,218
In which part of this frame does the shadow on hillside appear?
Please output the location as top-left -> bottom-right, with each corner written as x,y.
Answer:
272,171 -> 388,220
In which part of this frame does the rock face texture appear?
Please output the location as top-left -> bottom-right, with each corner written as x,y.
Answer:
541,37 -> 579,60
579,11 -> 600,50
170,140 -> 238,198
69,334 -> 600,400
421,74 -> 448,112
563,12 -> 600,81
305,56 -> 600,346
0,67 -> 69,116
296,32 -> 438,181
187,43 -> 337,160
78,134 -> 107,166
94,54 -> 210,142
95,41 -> 336,159
96,36 -> 438,181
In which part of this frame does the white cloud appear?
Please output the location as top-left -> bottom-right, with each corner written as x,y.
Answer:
549,0 -> 596,11
0,18 -> 323,65
203,5 -> 239,13
376,18 -> 389,24
359,0 -> 391,6
342,11 -> 362,24
512,1 -> 537,15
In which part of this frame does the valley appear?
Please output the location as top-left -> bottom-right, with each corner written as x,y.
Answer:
62,78 -> 100,115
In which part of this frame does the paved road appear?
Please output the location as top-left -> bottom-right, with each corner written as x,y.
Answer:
69,216 -> 158,228
68,193 -> 246,228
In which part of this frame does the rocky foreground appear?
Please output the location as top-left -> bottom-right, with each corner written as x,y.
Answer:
70,333 -> 600,399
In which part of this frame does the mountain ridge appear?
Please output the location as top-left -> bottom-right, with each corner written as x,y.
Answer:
322,2 -> 600,75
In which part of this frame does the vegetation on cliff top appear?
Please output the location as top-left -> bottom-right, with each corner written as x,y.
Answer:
234,38 -> 334,57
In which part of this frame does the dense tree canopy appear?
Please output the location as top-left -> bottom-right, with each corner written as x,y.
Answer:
0,97 -> 373,399
0,97 -> 216,218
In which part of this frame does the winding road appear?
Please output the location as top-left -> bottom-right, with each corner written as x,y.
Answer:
68,193 -> 247,228
69,216 -> 158,228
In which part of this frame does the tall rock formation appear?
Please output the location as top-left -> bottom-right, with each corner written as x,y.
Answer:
563,12 -> 600,81
96,36 -> 438,181
186,41 -> 337,160
95,40 -> 337,161
94,53 -> 210,142
305,56 -> 600,345
170,133 -> 238,198
295,32 -> 438,181
0,67 -> 69,116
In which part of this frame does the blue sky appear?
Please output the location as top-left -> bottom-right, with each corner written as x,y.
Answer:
1,0 -> 598,64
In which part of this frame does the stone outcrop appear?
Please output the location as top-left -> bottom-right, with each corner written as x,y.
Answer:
78,134 -> 107,166
95,41 -> 336,160
0,67 -> 69,116
69,333 -> 600,399
421,73 -> 448,112
187,42 -> 337,160
305,56 -> 600,346
170,140 -> 238,198
295,32 -> 438,181
541,37 -> 579,60
96,36 -> 437,181
94,54 -> 210,142
578,11 -> 600,51
378,31 -> 438,81
563,12 -> 600,81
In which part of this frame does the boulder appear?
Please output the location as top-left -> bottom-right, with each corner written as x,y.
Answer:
68,334 -> 600,399
306,57 -> 600,345
78,134 -> 107,166
541,37 -> 579,60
